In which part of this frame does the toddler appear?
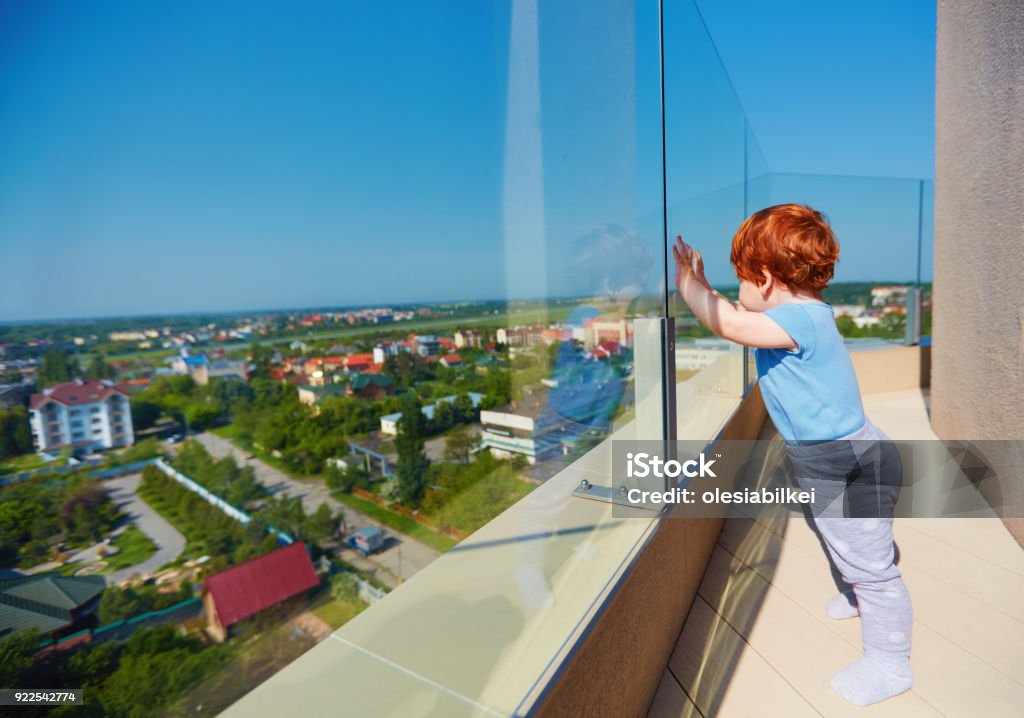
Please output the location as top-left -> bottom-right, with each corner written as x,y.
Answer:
674,203 -> 913,706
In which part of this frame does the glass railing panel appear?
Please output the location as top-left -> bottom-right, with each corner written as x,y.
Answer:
764,173 -> 930,347
664,0 -> 755,435
919,179 -> 935,339
2,1 -> 672,715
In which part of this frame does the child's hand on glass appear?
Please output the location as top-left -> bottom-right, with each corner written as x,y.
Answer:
673,236 -> 711,292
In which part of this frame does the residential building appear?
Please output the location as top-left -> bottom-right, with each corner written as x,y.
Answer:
172,349 -> 247,385
591,319 -> 632,349
343,353 -> 375,373
454,329 -> 483,349
871,285 -> 909,306
439,354 -> 463,368
202,542 -> 319,643
497,325 -> 543,348
415,335 -> 440,357
345,373 -> 395,399
297,384 -> 347,412
479,394 -> 563,464
29,379 -> 134,455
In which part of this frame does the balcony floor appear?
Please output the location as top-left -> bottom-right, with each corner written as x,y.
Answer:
649,388 -> 1024,718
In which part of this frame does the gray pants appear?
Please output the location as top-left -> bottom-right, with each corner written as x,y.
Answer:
787,419 -> 913,663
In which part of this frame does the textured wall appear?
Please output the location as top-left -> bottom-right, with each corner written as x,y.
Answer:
933,0 -> 1024,542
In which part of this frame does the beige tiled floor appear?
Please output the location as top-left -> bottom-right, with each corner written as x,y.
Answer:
649,389 -> 1024,718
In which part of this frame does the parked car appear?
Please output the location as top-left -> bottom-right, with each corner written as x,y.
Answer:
347,527 -> 386,555
165,433 -> 184,444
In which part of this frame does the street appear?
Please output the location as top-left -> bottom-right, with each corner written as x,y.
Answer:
104,472 -> 187,584
187,431 -> 442,587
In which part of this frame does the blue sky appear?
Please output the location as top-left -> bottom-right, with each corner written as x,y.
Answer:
0,0 -> 935,321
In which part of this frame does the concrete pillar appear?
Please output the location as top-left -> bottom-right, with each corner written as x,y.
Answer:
932,0 -> 1024,543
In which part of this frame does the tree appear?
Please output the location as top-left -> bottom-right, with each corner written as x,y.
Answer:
483,367 -> 511,408
0,628 -> 40,686
452,392 -> 476,423
249,343 -> 274,381
325,461 -> 369,494
394,393 -> 429,506
184,401 -> 219,431
308,502 -> 335,543
329,572 -> 360,603
37,348 -> 78,386
0,406 -> 32,460
835,315 -> 861,338
85,355 -> 116,380
443,426 -> 475,464
432,399 -> 456,433
129,396 -> 163,431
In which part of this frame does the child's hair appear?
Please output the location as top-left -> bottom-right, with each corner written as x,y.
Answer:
730,203 -> 839,292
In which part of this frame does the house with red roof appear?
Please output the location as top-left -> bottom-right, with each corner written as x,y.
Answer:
29,379 -> 134,456
343,353 -> 375,373
303,356 -> 346,375
202,542 -> 320,643
440,354 -> 463,368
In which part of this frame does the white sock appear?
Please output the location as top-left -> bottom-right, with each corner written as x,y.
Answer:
831,654 -> 913,706
826,590 -> 859,620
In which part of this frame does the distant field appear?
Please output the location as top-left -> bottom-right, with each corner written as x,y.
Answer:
244,305 -> 580,348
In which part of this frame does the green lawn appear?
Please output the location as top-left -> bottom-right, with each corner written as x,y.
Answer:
103,524 -> 159,572
310,594 -> 365,629
332,492 -> 459,553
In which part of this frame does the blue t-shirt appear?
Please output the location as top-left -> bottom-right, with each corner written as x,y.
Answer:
754,301 -> 865,445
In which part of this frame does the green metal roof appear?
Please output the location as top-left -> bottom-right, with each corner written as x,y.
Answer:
348,373 -> 394,390
0,575 -> 105,638
0,603 -> 70,637
2,575 -> 105,608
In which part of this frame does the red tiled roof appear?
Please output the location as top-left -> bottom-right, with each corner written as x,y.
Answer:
306,356 -> 346,368
344,353 -> 375,367
30,380 -> 130,410
441,354 -> 463,364
204,542 -> 318,627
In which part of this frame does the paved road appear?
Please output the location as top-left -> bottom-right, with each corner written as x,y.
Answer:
104,472 -> 187,585
188,432 -> 441,586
